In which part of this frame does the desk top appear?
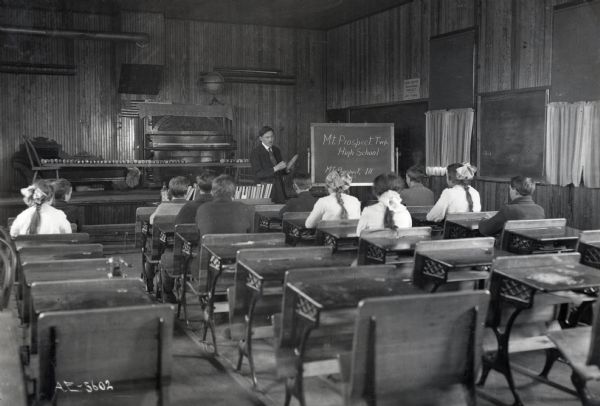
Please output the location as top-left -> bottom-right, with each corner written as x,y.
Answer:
290,277 -> 421,311
32,281 -> 151,315
240,256 -> 352,281
318,226 -> 358,239
24,263 -> 113,286
204,240 -> 285,260
283,217 -> 309,228
510,226 -> 580,242
446,218 -> 483,230
20,250 -> 104,264
494,260 -> 600,292
580,241 -> 600,249
422,247 -> 495,268
364,234 -> 431,252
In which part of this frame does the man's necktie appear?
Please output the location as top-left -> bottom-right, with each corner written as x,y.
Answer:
268,147 -> 278,166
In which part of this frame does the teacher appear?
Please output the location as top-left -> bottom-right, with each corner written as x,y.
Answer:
250,126 -> 291,204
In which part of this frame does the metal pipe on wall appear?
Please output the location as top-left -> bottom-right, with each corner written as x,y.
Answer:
0,25 -> 149,46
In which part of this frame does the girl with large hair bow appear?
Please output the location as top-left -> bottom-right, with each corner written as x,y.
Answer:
10,180 -> 72,237
426,162 -> 481,222
357,173 -> 412,235
305,169 -> 361,228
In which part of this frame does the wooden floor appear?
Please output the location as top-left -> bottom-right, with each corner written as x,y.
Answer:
7,249 -> 586,406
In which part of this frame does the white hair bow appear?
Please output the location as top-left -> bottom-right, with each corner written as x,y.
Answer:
378,190 -> 403,212
456,163 -> 477,180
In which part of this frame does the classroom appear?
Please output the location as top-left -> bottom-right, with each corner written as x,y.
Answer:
1,0 -> 600,405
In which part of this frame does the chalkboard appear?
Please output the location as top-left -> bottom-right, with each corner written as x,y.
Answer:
478,90 -> 547,179
349,102 -> 427,173
429,29 -> 475,110
551,1 -> 600,102
311,123 -> 394,185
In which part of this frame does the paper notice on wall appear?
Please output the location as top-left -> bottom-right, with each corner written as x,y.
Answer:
403,78 -> 420,100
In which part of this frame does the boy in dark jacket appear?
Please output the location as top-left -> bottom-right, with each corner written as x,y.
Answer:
279,173 -> 317,217
479,176 -> 545,236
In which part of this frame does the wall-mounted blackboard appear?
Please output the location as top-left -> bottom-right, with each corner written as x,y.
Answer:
429,28 -> 475,110
551,1 -> 600,102
311,123 -> 394,185
478,90 -> 547,179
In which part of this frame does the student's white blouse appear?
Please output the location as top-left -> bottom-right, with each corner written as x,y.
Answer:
305,193 -> 361,228
9,203 -> 72,237
426,185 -> 481,222
356,202 -> 412,235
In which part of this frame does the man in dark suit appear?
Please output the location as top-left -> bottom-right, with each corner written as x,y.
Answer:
479,176 -> 545,236
279,173 -> 317,217
249,126 -> 292,204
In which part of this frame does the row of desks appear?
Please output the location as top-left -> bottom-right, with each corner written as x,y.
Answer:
138,205 -> 600,406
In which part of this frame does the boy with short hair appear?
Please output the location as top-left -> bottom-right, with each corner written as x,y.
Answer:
149,176 -> 190,224
174,172 -> 215,224
479,176 -> 545,236
279,173 -> 317,217
51,178 -> 80,229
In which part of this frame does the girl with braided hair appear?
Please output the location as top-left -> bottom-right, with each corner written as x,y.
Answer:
356,173 -> 412,235
426,162 -> 481,222
10,179 -> 71,237
305,169 -> 361,228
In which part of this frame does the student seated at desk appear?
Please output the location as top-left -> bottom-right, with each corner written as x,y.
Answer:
426,162 -> 481,222
10,179 -> 71,237
357,173 -> 412,234
305,169 -> 361,228
479,176 -> 545,236
174,172 -> 215,224
279,172 -> 317,217
195,174 -> 253,236
50,178 -> 80,229
400,165 -> 434,206
149,176 -> 190,224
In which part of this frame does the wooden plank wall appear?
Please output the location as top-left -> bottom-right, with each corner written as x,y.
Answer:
327,0 -> 600,230
0,7 -> 325,194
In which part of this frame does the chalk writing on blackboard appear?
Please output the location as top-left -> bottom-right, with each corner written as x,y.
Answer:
311,123 -> 394,185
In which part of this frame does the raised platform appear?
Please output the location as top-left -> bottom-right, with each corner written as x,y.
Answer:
1,190 -> 161,227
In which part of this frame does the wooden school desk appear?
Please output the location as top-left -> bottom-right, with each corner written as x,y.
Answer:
253,204 -> 284,232
233,246 -> 352,387
413,237 -> 498,292
281,212 -> 314,245
28,278 -> 152,355
35,304 -> 173,405
357,227 -> 432,265
443,211 -> 497,239
577,230 -> 600,269
501,218 -> 580,254
198,233 -> 285,352
18,243 -> 104,265
13,232 -> 90,250
482,253 -> 600,406
315,219 -> 358,252
277,265 -> 423,406
20,258 -> 115,324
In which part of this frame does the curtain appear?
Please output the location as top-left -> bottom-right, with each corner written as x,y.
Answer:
545,101 -> 600,187
425,108 -> 474,168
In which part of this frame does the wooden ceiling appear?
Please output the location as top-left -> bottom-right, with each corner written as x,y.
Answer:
1,0 -> 414,30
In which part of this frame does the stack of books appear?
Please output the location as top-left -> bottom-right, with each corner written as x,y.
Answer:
234,184 -> 273,199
